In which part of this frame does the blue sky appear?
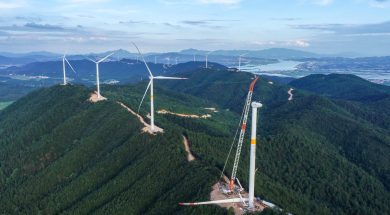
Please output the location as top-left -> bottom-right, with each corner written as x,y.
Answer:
0,0 -> 389,55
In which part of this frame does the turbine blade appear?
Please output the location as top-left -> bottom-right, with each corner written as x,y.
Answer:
138,80 -> 152,113
132,42 -> 153,77
154,76 -> 188,80
179,198 -> 247,206
65,58 -> 77,74
98,52 -> 115,63
87,57 -> 97,63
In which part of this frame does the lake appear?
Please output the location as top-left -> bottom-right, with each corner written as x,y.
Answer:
240,60 -> 302,73
238,60 -> 303,77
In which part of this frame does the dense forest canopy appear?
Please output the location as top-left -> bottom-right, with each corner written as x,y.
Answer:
0,69 -> 389,215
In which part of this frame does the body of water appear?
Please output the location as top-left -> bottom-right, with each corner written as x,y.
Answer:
239,60 -> 302,77
240,60 -> 390,86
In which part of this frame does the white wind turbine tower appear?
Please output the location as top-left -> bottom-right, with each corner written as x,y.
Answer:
193,54 -> 196,62
87,52 -> 114,99
133,43 -> 187,132
205,51 -> 214,69
238,53 -> 247,71
62,54 -> 76,85
180,101 -> 263,210
175,57 -> 179,65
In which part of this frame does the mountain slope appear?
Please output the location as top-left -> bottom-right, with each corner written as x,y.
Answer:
0,77 -> 36,102
0,70 -> 389,215
0,85 -> 227,215
180,48 -> 320,59
289,73 -> 390,129
158,69 -> 390,212
0,60 -> 226,84
289,74 -> 390,102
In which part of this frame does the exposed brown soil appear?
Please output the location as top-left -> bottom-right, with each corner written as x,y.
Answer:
157,109 -> 211,119
209,182 -> 247,215
209,177 -> 267,214
204,107 -> 219,113
117,102 -> 163,134
288,88 -> 294,101
182,135 -> 195,161
88,91 -> 107,103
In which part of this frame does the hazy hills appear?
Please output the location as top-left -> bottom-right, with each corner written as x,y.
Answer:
0,48 -> 319,62
0,61 -> 227,104
1,60 -> 225,83
290,74 -> 390,102
180,48 -> 320,59
0,68 -> 389,215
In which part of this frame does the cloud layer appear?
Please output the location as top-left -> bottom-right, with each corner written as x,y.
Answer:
0,0 -> 389,55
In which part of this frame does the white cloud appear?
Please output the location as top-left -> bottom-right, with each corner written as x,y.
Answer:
68,0 -> 108,3
305,0 -> 390,7
0,1 -> 23,9
160,0 -> 243,7
369,0 -> 390,8
289,40 -> 310,47
302,0 -> 334,6
316,0 -> 333,5
253,41 -> 277,46
197,0 -> 243,5
253,39 -> 310,48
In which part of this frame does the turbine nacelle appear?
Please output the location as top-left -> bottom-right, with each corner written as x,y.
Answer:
61,54 -> 77,85
205,50 -> 215,69
238,53 -> 248,71
154,76 -> 188,80
133,42 -> 188,132
87,52 -> 115,99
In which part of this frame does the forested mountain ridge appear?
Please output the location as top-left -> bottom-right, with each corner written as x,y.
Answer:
289,73 -> 390,130
0,60 -> 226,85
158,69 -> 390,213
0,69 -> 389,214
0,85 -> 229,215
289,73 -> 390,102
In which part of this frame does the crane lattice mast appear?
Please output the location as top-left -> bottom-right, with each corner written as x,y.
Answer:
179,77 -> 270,212
229,76 -> 259,191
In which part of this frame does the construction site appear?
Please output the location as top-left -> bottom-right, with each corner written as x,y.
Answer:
179,77 -> 282,214
62,43 -> 284,215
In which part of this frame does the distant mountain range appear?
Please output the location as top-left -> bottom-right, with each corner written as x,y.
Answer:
1,48 -> 318,59
0,61 -> 228,102
0,51 -> 61,58
180,48 -> 321,59
290,74 -> 390,102
0,48 -> 321,67
0,60 -> 226,84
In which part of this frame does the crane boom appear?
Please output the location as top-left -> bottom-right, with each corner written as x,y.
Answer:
229,76 -> 259,190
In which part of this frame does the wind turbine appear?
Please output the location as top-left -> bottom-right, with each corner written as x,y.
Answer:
62,54 -> 76,85
175,57 -> 179,65
193,54 -> 196,62
238,53 -> 247,71
87,52 -> 114,99
180,101 -> 263,210
154,56 -> 157,64
133,43 -> 187,132
205,51 -> 214,69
